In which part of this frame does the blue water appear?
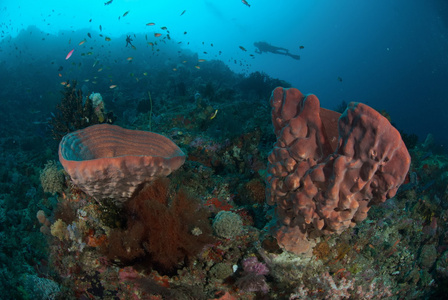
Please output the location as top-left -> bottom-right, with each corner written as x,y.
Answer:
1,0 -> 447,147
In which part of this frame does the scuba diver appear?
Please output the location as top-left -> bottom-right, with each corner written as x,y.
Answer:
254,41 -> 300,60
125,35 -> 134,47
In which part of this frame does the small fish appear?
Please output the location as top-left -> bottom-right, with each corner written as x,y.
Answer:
337,77 -> 343,82
198,59 -> 206,62
87,32 -> 91,38
89,19 -> 92,22
127,57 -> 133,61
143,72 -> 148,76
194,65 -> 200,69
58,73 -> 62,77
99,25 -> 102,31
154,33 -> 162,37
172,68 -> 178,71
184,31 -> 187,34
148,42 -> 154,46
180,10 -> 186,16
65,49 -> 75,60
239,46 -> 247,51
146,22 -> 155,26
123,11 -> 129,17
299,45 -> 304,49
93,60 -> 99,67
79,40 -> 86,45
87,51 -> 93,55
97,68 -> 103,72
210,109 -> 218,120
60,81 -> 67,85
84,79 -> 90,82
104,0 -> 113,5
161,26 -> 167,30
109,84 -> 117,89
105,37 -> 111,41
241,0 -> 250,7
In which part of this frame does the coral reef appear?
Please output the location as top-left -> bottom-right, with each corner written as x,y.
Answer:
3,28 -> 448,298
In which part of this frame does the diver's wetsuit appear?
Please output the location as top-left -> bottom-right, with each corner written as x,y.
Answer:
254,41 -> 300,60
126,35 -> 134,47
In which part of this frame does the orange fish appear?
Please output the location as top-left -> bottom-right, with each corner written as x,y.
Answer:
78,40 -> 86,46
146,22 -> 155,26
58,73 -> 62,77
109,85 -> 117,89
154,33 -> 162,37
65,49 -> 75,60
60,81 -> 67,85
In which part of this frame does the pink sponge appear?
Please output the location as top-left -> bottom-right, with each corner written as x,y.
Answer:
266,87 -> 411,254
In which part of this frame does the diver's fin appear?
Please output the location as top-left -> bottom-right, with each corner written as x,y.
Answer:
288,54 -> 300,60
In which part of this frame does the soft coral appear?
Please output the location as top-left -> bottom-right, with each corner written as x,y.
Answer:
102,178 -> 214,273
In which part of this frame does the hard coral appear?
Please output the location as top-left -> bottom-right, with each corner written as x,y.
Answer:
212,211 -> 243,239
40,160 -> 64,195
267,87 -> 411,254
102,178 -> 214,273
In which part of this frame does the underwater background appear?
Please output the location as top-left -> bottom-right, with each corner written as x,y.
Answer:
1,0 -> 448,299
